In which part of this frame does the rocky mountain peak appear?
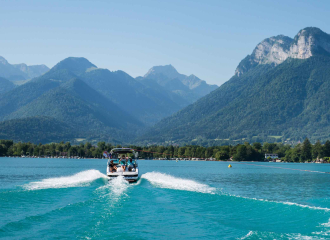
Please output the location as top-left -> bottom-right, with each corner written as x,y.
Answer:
235,27 -> 330,77
252,35 -> 293,64
0,56 -> 9,65
144,64 -> 183,80
182,74 -> 203,89
235,35 -> 293,76
289,27 -> 330,59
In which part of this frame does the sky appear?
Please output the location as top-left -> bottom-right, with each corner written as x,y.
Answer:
0,0 -> 329,86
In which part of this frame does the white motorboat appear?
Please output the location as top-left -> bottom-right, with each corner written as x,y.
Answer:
105,148 -> 139,183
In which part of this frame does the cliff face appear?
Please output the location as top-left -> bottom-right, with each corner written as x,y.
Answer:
289,28 -> 330,59
235,27 -> 330,76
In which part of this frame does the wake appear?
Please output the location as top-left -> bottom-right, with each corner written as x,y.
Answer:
142,172 -> 330,212
23,169 -> 107,190
97,176 -> 130,199
228,194 -> 330,212
22,170 -> 330,213
141,172 -> 216,194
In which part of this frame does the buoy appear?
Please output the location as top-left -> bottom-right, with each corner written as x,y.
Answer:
228,164 -> 232,168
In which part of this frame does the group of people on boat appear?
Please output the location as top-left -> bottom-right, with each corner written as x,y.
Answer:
108,155 -> 136,173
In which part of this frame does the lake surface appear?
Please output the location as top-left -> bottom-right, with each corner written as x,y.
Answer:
1,158 -> 330,239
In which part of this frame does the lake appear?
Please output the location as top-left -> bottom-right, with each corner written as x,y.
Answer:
1,158 -> 330,239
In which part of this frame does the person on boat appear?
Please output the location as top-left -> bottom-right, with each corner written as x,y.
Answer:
127,158 -> 135,171
120,156 -> 127,171
109,160 -> 117,173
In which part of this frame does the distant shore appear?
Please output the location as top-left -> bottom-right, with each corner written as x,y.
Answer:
2,156 -> 329,164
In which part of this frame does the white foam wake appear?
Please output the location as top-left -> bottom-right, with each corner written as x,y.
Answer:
97,176 -> 129,197
142,172 -> 216,194
96,176 -> 130,205
23,170 -> 107,190
281,201 -> 330,212
229,194 -> 330,212
239,230 -> 322,240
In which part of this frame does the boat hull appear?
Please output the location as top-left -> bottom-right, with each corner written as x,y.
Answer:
107,168 -> 139,183
107,174 -> 139,183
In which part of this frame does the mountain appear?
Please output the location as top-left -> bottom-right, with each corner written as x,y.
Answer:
0,58 -> 144,143
13,63 -> 49,79
0,56 -> 49,81
44,57 -> 190,125
79,67 -> 189,125
235,35 -> 293,76
139,64 -> 218,103
235,27 -> 330,76
139,27 -> 330,145
5,78 -> 142,141
49,57 -> 96,75
0,77 -> 15,95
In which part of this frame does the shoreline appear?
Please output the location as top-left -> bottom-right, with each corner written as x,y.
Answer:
0,156 -> 328,164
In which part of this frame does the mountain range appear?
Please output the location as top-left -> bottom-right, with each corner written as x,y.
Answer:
0,57 -> 216,143
0,56 -> 49,82
140,27 -> 330,145
2,27 -> 330,145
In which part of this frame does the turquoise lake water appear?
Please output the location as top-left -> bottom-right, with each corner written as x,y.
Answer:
1,158 -> 330,239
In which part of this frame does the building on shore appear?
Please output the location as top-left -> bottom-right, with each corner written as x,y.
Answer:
265,153 -> 279,159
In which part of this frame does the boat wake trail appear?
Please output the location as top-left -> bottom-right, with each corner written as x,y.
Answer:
96,176 -> 130,203
228,194 -> 330,212
141,172 -> 216,194
23,170 -> 107,190
97,176 -> 129,196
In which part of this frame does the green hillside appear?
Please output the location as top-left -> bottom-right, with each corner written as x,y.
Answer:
0,77 -> 15,95
139,55 -> 330,144
0,58 -> 145,143
0,116 -> 75,143
3,78 -> 143,142
80,68 -> 188,125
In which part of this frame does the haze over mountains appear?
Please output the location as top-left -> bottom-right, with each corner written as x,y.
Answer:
138,65 -> 218,103
0,56 -> 49,82
2,27 -> 330,145
0,57 -> 216,143
140,27 -> 330,145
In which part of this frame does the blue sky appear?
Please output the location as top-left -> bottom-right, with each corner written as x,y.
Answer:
0,0 -> 329,85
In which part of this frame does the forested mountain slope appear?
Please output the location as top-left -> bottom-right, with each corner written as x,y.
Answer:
0,117 -> 75,143
139,27 -> 330,144
80,68 -> 188,125
0,77 -> 15,95
0,58 -> 143,143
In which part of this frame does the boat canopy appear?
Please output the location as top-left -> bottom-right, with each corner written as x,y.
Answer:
110,148 -> 135,154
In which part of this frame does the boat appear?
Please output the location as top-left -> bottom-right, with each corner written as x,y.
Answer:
106,148 -> 139,183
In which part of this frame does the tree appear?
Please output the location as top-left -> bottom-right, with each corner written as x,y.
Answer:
184,147 -> 191,158
0,144 -> 6,156
178,147 -> 185,158
233,145 -> 247,161
301,138 -> 312,162
84,142 -> 92,150
291,144 -> 302,162
323,140 -> 330,157
252,142 -> 262,151
97,142 -> 106,151
215,150 -> 229,160
312,140 -> 323,159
